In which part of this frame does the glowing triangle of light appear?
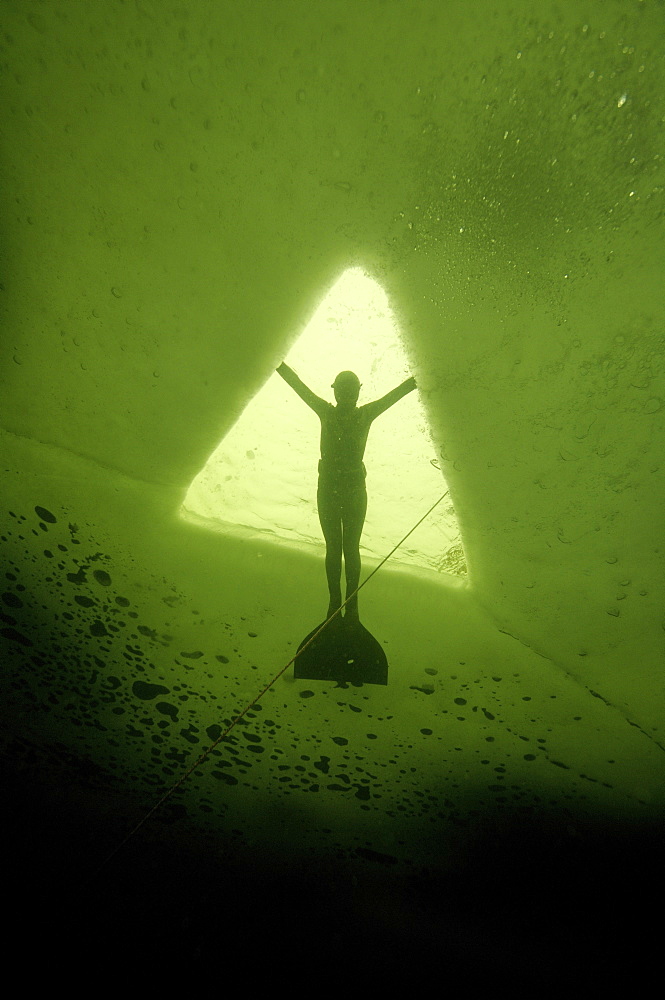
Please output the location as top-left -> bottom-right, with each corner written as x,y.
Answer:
181,268 -> 465,576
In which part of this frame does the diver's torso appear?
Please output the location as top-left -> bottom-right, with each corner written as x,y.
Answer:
318,403 -> 372,475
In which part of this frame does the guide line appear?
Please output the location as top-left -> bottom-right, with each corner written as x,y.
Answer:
89,490 -> 449,880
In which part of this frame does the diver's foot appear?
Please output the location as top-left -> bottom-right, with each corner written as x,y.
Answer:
344,603 -> 360,624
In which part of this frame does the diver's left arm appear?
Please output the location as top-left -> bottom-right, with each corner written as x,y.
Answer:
276,362 -> 328,417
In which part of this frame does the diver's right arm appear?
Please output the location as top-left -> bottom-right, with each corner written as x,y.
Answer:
365,376 -> 417,420
276,363 -> 328,416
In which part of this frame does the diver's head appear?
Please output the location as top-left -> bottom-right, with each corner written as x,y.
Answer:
332,371 -> 361,406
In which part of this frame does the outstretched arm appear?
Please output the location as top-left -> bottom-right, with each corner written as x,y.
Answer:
366,376 -> 417,420
276,362 -> 328,417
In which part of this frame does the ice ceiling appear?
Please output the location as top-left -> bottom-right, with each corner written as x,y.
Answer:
0,0 -> 663,979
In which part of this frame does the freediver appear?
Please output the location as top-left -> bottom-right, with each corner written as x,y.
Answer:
276,362 -> 417,623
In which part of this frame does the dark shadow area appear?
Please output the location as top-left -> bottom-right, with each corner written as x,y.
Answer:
1,735 -> 662,989
0,505 -> 661,987
294,617 -> 388,685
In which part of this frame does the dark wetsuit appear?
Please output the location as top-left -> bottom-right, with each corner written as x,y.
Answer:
316,404 -> 371,614
317,401 -> 372,534
277,364 -> 416,618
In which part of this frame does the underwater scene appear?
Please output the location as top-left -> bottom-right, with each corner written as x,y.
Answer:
1,0 -> 663,987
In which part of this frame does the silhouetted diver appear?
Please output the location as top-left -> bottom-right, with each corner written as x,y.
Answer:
276,362 -> 416,622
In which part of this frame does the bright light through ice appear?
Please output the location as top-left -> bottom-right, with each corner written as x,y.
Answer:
182,268 -> 465,576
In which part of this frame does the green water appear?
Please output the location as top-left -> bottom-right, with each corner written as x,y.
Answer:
1,0 -> 663,984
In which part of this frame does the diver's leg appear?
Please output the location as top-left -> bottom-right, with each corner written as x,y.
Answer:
317,483 -> 343,619
342,484 -> 367,621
